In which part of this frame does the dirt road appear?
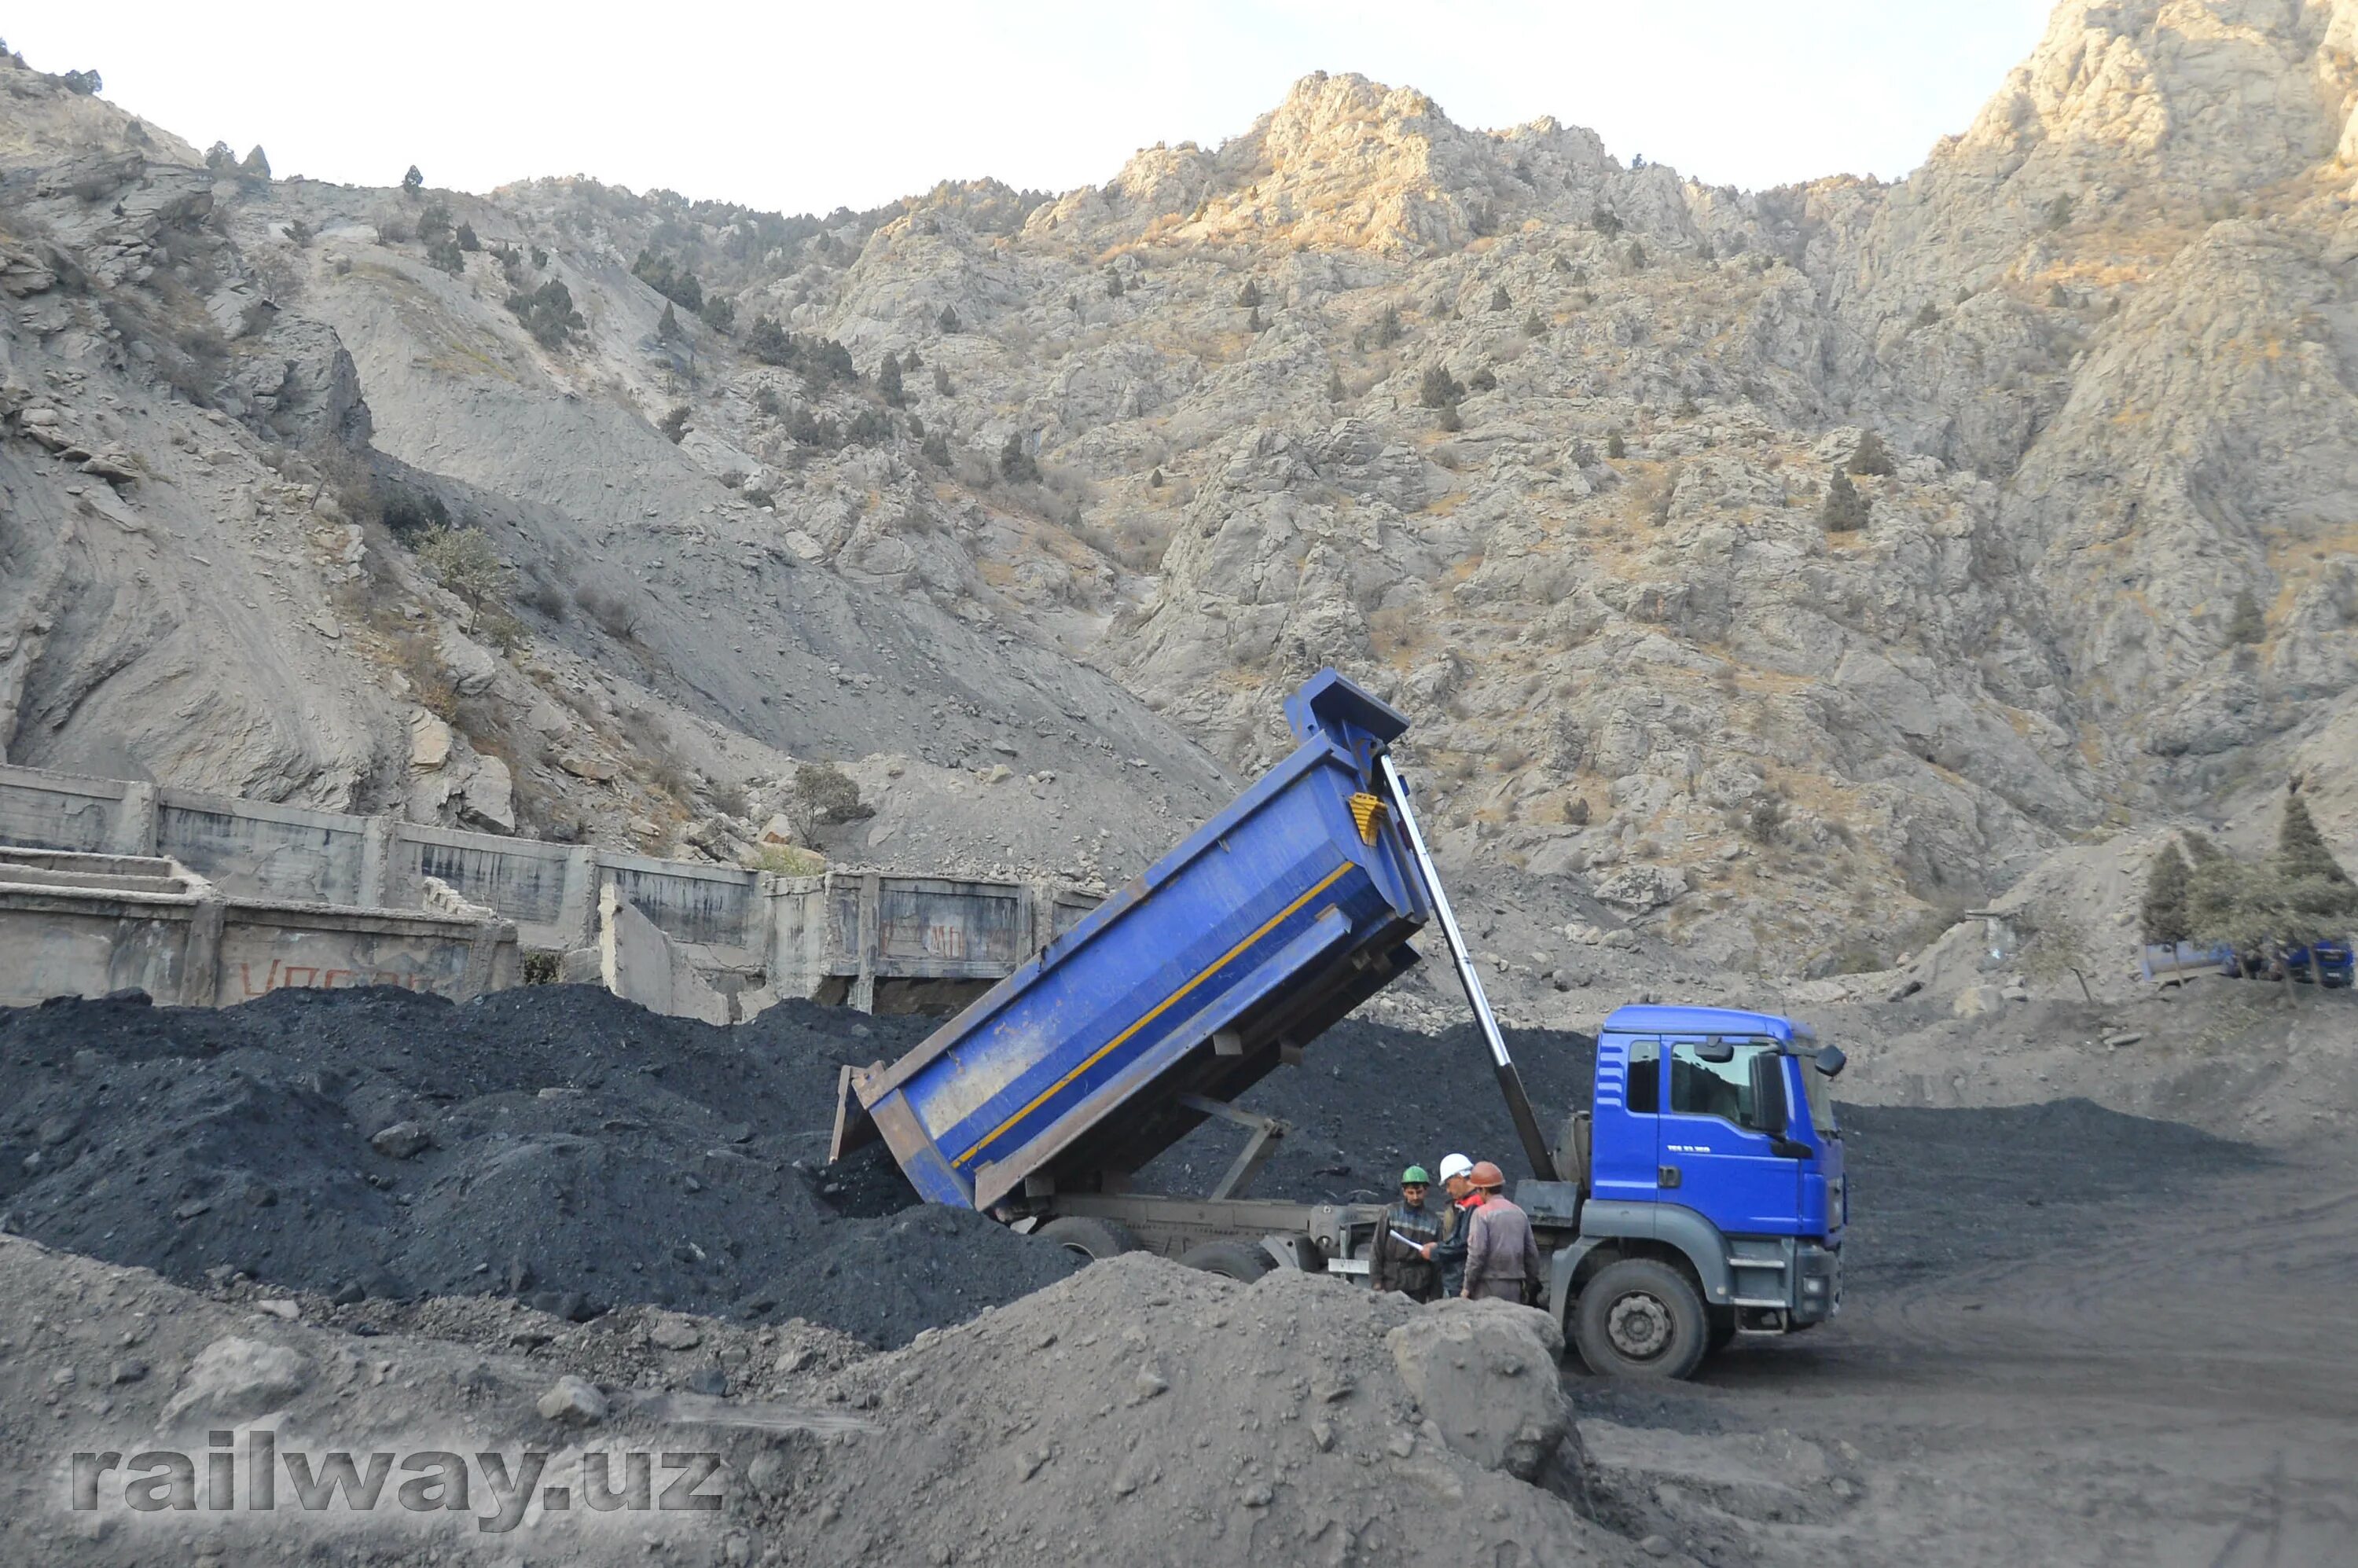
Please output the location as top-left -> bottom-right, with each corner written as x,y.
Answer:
1579,1133 -> 2358,1566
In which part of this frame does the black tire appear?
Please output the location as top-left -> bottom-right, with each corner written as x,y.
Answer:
1036,1216 -> 1140,1262
1706,1305 -> 1739,1356
1571,1258 -> 1709,1380
1179,1239 -> 1276,1282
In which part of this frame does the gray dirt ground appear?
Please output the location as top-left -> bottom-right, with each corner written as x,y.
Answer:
0,983 -> 2351,1564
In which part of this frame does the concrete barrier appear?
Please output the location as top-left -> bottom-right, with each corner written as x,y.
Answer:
0,762 -> 155,855
0,761 -> 1100,1022
766,871 -> 1100,1014
156,788 -> 380,905
0,846 -> 516,1008
601,854 -> 760,954
390,823 -> 595,950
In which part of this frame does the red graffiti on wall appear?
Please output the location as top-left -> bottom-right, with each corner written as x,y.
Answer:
235,960 -> 440,998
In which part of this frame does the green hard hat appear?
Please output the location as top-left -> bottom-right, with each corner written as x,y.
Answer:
1401,1165 -> 1431,1184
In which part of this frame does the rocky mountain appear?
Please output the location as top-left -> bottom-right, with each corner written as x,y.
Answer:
8,1 -> 2358,1008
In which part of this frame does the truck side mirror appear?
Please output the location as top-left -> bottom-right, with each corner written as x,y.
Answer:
1695,1037 -> 1735,1063
1814,1045 -> 1847,1078
1746,1052 -> 1789,1138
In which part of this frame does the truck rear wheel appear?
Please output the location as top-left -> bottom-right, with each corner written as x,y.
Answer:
1179,1239 -> 1275,1282
1572,1258 -> 1709,1380
1036,1216 -> 1140,1262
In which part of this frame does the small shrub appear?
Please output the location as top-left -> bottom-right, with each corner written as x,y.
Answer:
1000,431 -> 1041,483
520,951 -> 563,985
878,354 -> 906,407
507,280 -> 585,349
1522,310 -> 1547,336
425,237 -> 465,274
529,244 -> 548,268
2044,193 -> 2073,231
1437,402 -> 1463,433
1820,468 -> 1868,531
1467,366 -> 1497,394
1847,430 -> 1896,476
748,843 -> 827,876
1372,306 -> 1402,347
1745,797 -> 1787,844
1626,241 -> 1647,270
933,362 -> 953,396
1104,267 -> 1124,298
62,68 -> 102,95
416,524 -> 512,607
786,762 -> 874,842
1606,429 -> 1626,459
2228,588 -> 2266,645
658,405 -> 691,442
1417,365 -> 1464,409
699,296 -> 735,332
417,201 -> 453,242
380,485 -> 450,542
578,587 -> 640,641
920,431 -> 950,467
1913,302 -> 1940,329
282,218 -> 314,248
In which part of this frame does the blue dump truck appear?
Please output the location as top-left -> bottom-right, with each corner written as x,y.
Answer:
832,670 -> 1847,1379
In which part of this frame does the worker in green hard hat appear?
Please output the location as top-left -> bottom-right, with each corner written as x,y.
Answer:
1368,1164 -> 1443,1302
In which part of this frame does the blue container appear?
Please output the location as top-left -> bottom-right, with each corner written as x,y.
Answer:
838,670 -> 1433,1210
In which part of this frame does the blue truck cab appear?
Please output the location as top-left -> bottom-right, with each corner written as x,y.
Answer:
1540,1004 -> 1846,1378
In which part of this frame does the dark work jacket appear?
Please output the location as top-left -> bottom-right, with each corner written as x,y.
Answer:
1432,1196 -> 1482,1298
1369,1199 -> 1442,1299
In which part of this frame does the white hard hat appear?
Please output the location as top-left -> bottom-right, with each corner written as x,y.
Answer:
1437,1153 -> 1474,1182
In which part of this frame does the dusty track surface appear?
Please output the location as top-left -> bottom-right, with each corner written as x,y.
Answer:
1578,1133 -> 2358,1566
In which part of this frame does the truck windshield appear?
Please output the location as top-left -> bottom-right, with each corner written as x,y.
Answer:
1799,1048 -> 1839,1137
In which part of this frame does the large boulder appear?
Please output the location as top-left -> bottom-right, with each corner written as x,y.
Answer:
1387,1298 -> 1576,1481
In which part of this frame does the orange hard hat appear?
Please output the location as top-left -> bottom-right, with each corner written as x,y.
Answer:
1469,1160 -> 1505,1189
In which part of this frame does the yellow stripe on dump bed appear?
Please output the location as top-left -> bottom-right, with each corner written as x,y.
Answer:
953,860 -> 1355,1170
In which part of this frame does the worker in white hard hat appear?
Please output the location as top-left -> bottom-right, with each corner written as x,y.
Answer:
1420,1153 -> 1480,1298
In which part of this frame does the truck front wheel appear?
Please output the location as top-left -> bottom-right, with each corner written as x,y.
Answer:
1572,1259 -> 1709,1380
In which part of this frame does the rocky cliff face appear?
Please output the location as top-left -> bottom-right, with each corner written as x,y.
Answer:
8,2 -> 2358,996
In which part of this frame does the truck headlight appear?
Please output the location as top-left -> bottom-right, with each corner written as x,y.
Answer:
1801,1276 -> 1827,1296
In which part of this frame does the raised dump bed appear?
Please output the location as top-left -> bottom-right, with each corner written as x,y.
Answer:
835,671 -> 1432,1210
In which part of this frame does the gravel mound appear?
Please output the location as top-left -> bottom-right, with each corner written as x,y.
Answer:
780,1254 -> 1649,1567
0,986 -> 1073,1346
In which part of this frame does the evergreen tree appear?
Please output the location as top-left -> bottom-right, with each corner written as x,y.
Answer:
1238,278 -> 1261,308
658,302 -> 681,338
700,296 -> 735,333
878,354 -> 905,408
455,222 -> 480,252
1848,430 -> 1897,476
2277,790 -> 2352,885
933,363 -> 953,396
1373,306 -> 1402,347
1489,284 -> 1511,312
937,304 -> 963,333
1104,266 -> 1124,298
1605,429 -> 1626,460
1522,310 -> 1547,336
2228,589 -> 2265,645
1820,468 -> 1868,531
1326,367 -> 1346,402
1246,305 -> 1264,332
2140,842 -> 2194,944
1417,365 -> 1464,409
402,164 -> 424,195
999,431 -> 1041,484
1148,467 -> 1164,489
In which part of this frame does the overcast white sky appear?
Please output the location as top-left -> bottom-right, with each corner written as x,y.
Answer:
13,2 -> 2056,214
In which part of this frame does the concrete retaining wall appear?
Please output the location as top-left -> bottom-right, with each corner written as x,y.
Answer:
765,871 -> 1099,1013
0,846 -> 516,1009
1,762 -> 1100,1021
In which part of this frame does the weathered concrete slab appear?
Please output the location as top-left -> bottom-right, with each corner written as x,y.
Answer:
157,789 -> 376,905
0,846 -> 515,1008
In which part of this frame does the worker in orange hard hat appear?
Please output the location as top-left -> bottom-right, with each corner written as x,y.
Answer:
1460,1160 -> 1541,1303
